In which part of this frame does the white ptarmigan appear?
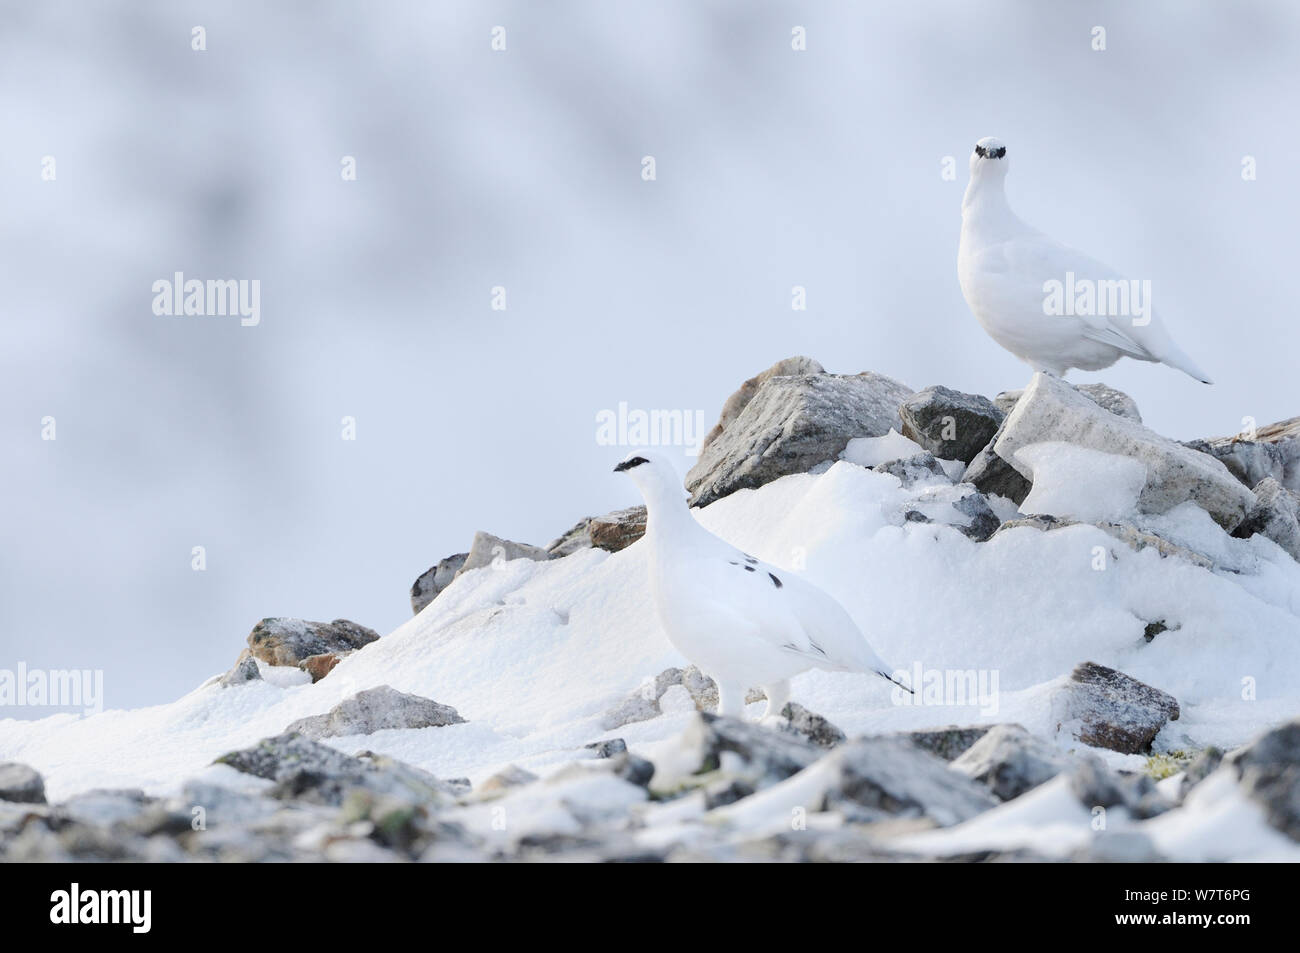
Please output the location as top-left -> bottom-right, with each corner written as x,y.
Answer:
957,136 -> 1212,383
615,451 -> 908,720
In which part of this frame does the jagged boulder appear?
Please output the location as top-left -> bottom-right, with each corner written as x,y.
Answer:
686,369 -> 914,507
220,656 -> 261,687
994,373 -> 1255,530
1225,719 -> 1300,842
410,552 -> 468,614
899,385 -> 1004,464
245,617 -> 379,668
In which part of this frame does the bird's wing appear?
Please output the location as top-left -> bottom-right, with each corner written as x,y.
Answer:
698,547 -> 892,675
992,235 -> 1159,357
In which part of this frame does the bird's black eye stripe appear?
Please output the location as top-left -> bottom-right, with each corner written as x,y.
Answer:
768,572 -> 782,588
974,144 -> 1006,159
614,455 -> 650,472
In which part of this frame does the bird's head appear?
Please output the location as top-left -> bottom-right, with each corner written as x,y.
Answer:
613,450 -> 685,504
969,136 -> 1009,176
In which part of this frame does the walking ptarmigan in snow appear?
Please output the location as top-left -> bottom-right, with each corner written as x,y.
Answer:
957,136 -> 1212,383
615,451 -> 909,720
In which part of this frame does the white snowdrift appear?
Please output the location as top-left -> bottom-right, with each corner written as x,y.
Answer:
3,461 -> 1299,857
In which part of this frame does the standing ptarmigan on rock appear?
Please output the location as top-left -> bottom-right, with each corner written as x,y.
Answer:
957,136 -> 1212,383
615,451 -> 909,720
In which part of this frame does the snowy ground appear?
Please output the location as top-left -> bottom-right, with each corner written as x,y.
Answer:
3,460 -> 1300,859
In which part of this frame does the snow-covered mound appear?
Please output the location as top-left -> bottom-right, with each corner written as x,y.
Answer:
4,363 -> 1300,862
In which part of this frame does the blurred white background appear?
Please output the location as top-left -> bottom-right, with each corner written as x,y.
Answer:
3,1 -> 1297,712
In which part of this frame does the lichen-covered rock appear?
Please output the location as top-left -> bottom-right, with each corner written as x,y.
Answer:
1053,662 -> 1180,754
650,713 -> 822,795
246,617 -> 379,667
1233,477 -> 1300,562
1179,746 -> 1224,800
410,552 -> 469,614
950,724 -> 1071,800
686,370 -> 914,508
589,507 -> 648,553
874,452 -> 951,486
0,763 -> 46,804
995,373 -> 1255,531
699,355 -> 826,454
285,685 -> 465,740
899,385 -> 1004,464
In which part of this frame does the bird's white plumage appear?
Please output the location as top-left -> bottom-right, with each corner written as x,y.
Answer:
615,452 -> 902,718
958,136 -> 1212,383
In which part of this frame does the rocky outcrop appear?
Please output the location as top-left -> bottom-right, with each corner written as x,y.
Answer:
993,514 -> 1216,569
686,369 -> 913,507
995,374 -> 1254,530
285,686 -> 465,740
410,552 -> 469,614
1185,416 -> 1300,494
899,385 -> 1004,464
1052,662 -> 1180,754
245,617 -> 379,668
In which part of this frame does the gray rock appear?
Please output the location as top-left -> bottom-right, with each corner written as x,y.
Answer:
963,417 -> 1033,505
1053,662 -> 1180,754
410,552 -> 468,614
994,373 -> 1255,531
0,763 -> 46,804
246,617 -> 380,668
459,532 -> 551,576
699,356 -> 826,455
874,452 -> 950,486
686,370 -> 914,508
951,490 -> 1002,542
220,655 -> 261,687
898,725 -> 992,761
1179,746 -> 1223,799
285,685 -> 465,740
600,666 -> 763,729
214,732 -> 455,807
1233,477 -> 1300,561
779,702 -> 846,748
654,713 -> 822,794
1184,415 -> 1300,494
900,385 -> 1004,464
951,724 -> 1071,800
817,736 -> 1000,826
585,738 -> 628,759
997,382 -> 1142,423
1226,719 -> 1300,841
1068,755 -> 1170,819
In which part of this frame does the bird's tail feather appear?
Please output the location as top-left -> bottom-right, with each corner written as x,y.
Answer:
1159,344 -> 1213,384
876,669 -> 914,695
